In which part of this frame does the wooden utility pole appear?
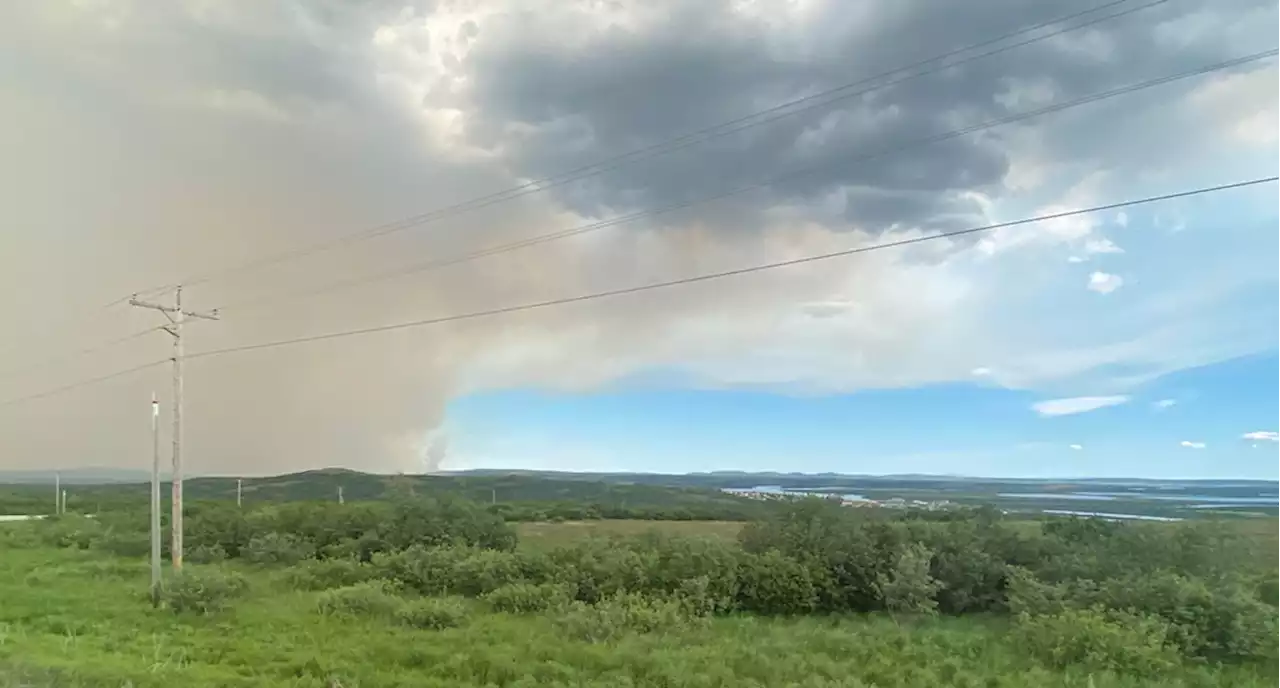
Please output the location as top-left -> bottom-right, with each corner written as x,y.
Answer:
130,286 -> 219,570
150,393 -> 161,607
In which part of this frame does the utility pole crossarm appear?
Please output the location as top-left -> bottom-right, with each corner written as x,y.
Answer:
128,285 -> 218,571
182,308 -> 220,322
128,296 -> 179,313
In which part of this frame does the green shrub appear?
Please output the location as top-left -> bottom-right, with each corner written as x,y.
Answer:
674,575 -> 734,616
242,532 -> 316,565
186,544 -> 228,564
1017,608 -> 1180,675
1256,569 -> 1278,607
395,597 -> 470,630
315,580 -> 402,618
736,550 -> 819,615
482,582 -> 572,614
874,542 -> 941,615
162,568 -> 249,615
38,515 -> 105,550
371,545 -> 469,595
1009,568 -> 1280,663
1005,566 -> 1074,617
556,592 -> 701,643
95,531 -> 151,558
547,538 -> 658,604
451,549 -> 527,596
284,558 -> 374,591
0,522 -> 41,548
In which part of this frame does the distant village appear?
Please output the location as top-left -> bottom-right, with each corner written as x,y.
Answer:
722,487 -> 956,511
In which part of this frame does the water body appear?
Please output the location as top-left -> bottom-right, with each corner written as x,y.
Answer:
1075,492 -> 1278,504
1000,492 -> 1278,505
1043,509 -> 1182,522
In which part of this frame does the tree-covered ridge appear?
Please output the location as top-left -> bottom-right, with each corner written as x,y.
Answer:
0,470 -> 777,521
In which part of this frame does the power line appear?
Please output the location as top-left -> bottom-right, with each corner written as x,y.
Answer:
122,0 -> 1165,298
183,177 -> 1276,361
215,48 -> 1278,314
0,326 -> 161,382
0,359 -> 167,409
0,297 -> 135,361
5,177 -> 1273,410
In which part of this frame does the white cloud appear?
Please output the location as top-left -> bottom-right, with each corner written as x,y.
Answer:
1087,271 -> 1124,294
1032,395 -> 1130,417
1067,237 -> 1123,264
1242,431 -> 1280,442
1083,238 -> 1124,255
970,367 -> 992,377
1179,440 -> 1206,449
0,0 -> 1275,475
1152,398 -> 1177,410
1114,211 -> 1129,228
1069,443 -> 1083,450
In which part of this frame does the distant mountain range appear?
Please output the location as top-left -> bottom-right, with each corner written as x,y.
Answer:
1,466 -> 1273,487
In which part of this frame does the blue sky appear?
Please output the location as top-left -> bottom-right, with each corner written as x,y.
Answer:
3,1 -> 1276,479
445,353 -> 1279,479
444,186 -> 1280,480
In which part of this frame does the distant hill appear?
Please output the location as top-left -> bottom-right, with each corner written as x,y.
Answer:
0,468 -> 775,519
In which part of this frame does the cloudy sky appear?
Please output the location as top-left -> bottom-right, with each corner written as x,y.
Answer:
0,0 -> 1275,479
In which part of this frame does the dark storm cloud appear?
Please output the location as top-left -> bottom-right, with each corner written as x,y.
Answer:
0,0 -> 1272,476
454,0 -> 1276,232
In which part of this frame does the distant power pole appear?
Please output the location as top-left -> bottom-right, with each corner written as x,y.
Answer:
337,485 -> 345,505
130,285 -> 219,570
54,472 -> 60,515
236,478 -> 243,508
150,392 -> 161,607
60,489 -> 67,515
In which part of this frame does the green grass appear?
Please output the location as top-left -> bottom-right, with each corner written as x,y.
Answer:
0,544 -> 1273,687
515,519 -> 745,548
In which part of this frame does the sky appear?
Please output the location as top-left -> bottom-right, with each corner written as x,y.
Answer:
0,0 -> 1276,479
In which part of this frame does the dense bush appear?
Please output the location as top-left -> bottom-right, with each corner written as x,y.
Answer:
186,544 -> 229,564
396,596 -> 470,630
875,542 -> 941,615
483,582 -> 573,614
1017,608 -> 1180,675
95,530 -> 151,558
242,532 -> 316,565
22,492 -> 1278,672
283,557 -> 375,591
372,545 -> 468,595
162,568 -> 249,615
315,581 -> 402,618
736,549 -> 819,615
557,592 -> 701,643
1007,567 -> 1279,663
37,515 -> 105,550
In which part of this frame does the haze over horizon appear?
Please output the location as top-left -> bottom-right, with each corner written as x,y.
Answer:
1,0 -> 1276,480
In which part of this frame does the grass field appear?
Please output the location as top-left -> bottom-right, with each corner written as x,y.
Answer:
3,544 -> 1274,687
1,507 -> 1274,687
